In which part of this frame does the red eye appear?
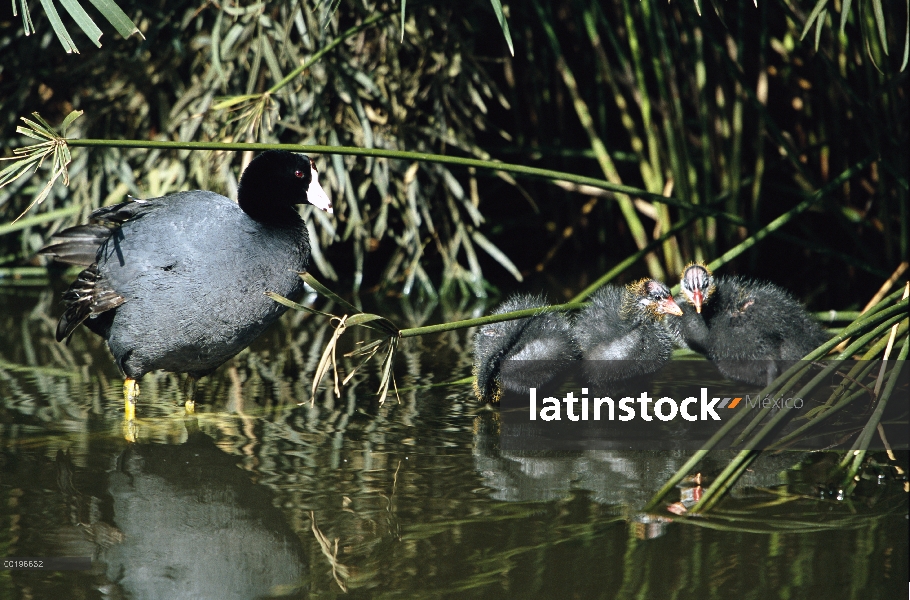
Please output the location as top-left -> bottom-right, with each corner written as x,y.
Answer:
294,170 -> 304,178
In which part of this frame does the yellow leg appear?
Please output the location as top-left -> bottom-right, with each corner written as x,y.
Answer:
123,378 -> 140,442
124,378 -> 140,419
184,376 -> 198,414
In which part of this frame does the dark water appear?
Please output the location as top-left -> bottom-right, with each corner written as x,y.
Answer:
0,286 -> 906,599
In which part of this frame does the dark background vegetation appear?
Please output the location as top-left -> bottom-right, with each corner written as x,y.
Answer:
0,0 -> 907,306
0,4 -> 906,592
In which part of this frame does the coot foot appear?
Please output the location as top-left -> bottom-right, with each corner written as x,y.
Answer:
122,378 -> 141,441
183,377 -> 199,414
124,378 -> 140,422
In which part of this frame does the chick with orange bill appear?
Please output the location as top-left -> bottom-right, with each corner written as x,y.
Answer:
669,263 -> 829,386
573,279 -> 683,386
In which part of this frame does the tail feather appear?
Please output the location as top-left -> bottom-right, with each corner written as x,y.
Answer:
55,264 -> 125,342
42,199 -> 147,342
41,198 -> 155,267
40,224 -> 112,266
89,199 -> 155,226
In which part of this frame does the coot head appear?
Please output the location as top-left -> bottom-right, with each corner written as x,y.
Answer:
238,151 -> 333,224
625,278 -> 684,319
678,263 -> 716,313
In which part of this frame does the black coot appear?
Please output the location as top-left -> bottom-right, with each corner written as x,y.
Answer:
573,279 -> 683,386
42,150 -> 332,419
670,263 -> 829,386
473,294 -> 578,403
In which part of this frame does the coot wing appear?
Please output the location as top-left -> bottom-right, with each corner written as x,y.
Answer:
42,198 -> 161,341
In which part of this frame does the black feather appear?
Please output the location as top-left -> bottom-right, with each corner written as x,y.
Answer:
55,264 -> 125,342
41,224 -> 113,266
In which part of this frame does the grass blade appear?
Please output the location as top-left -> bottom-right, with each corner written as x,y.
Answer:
301,272 -> 362,315
37,0 -> 78,53
58,0 -> 102,47
59,110 -> 84,135
470,229 -> 523,282
400,0 -> 405,42
840,0 -> 852,34
871,0 -> 889,55
800,0 -> 830,41
264,291 -> 336,318
85,0 -> 141,39
15,0 -> 36,35
488,0 -> 514,56
902,1 -> 909,71
814,8 -> 827,50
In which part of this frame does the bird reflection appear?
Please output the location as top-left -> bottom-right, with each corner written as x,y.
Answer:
472,412 -> 807,520
100,420 -> 307,599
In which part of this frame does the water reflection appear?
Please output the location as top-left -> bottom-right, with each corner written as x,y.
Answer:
54,424 -> 309,599
0,286 -> 907,598
473,410 -> 815,517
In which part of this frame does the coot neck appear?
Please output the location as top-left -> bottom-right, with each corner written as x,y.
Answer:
678,306 -> 711,354
237,174 -> 304,228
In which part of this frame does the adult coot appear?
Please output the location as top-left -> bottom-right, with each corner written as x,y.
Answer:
473,295 -> 578,403
573,279 -> 683,386
669,263 -> 829,386
42,150 -> 332,420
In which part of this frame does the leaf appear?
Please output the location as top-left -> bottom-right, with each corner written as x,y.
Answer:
488,0 -> 514,56
219,21 -> 245,58
26,112 -> 57,132
15,128 -> 50,143
264,291 -> 337,318
310,314 -> 347,403
11,141 -> 53,157
59,0 -> 103,47
346,338 -> 385,358
840,0 -> 852,34
2,112 -> 75,221
11,164 -> 68,223
301,272 -> 362,315
59,110 -> 84,135
346,312 -> 400,335
814,8 -> 827,50
376,337 -> 400,405
15,0 -> 36,35
273,281 -> 399,335
400,0 -> 406,43
85,0 -> 142,39
18,119 -> 54,139
211,10 -> 227,86
902,4 -> 909,72
260,31 -> 286,89
470,229 -> 523,282
38,0 -> 78,52
53,141 -> 72,185
342,339 -> 384,385
0,157 -> 40,189
800,0 -> 830,42
871,0 -> 888,56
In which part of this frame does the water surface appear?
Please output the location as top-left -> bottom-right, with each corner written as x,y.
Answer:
0,287 -> 906,598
